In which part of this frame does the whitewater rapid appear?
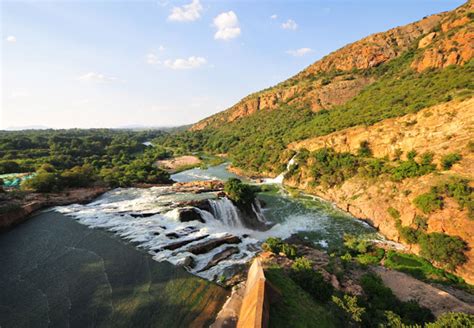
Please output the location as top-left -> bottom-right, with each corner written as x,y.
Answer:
55,163 -> 377,282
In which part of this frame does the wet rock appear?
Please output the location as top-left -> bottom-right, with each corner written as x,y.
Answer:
177,208 -> 205,223
178,199 -> 212,213
198,247 -> 240,272
129,212 -> 159,218
182,256 -> 196,269
165,226 -> 199,240
166,232 -> 180,239
162,234 -> 209,251
172,180 -> 224,193
186,235 -> 242,255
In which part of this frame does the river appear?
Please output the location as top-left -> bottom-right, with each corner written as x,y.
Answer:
0,164 -> 376,327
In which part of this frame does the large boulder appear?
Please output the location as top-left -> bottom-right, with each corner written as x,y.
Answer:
177,208 -> 206,223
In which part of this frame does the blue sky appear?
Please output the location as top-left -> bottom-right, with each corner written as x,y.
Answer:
1,0 -> 465,129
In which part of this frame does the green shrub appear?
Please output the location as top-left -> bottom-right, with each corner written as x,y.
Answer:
391,156 -> 436,181
426,312 -> 474,328
332,294 -> 365,323
414,215 -> 428,231
60,164 -> 96,188
413,188 -> 443,213
441,153 -> 462,170
343,234 -> 370,254
387,207 -> 401,219
290,257 -> 334,302
357,140 -> 372,157
398,226 -> 420,244
441,178 -> 474,219
21,171 -> 62,193
262,237 -> 298,259
224,178 -> 256,205
418,232 -> 467,270
356,248 -> 385,265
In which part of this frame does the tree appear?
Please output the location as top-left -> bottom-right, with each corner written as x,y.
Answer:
21,172 -> 62,193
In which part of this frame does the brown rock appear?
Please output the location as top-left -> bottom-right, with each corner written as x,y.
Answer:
186,235 -> 242,255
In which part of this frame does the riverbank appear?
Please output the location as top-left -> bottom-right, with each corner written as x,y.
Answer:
0,187 -> 109,231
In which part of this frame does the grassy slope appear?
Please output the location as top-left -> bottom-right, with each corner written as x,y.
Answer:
265,266 -> 338,328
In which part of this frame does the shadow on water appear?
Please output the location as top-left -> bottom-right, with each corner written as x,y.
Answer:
0,211 -> 228,328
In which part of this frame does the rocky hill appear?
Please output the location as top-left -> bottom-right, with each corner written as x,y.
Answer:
179,2 -> 474,284
191,1 -> 472,130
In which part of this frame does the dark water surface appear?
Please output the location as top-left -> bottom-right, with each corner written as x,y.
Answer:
0,211 -> 228,328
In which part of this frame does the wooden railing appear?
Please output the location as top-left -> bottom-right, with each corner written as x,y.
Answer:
237,258 -> 279,328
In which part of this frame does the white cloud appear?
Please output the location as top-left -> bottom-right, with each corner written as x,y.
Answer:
281,19 -> 298,30
270,14 -> 277,20
6,36 -> 16,43
77,72 -> 119,83
168,0 -> 202,22
213,11 -> 241,40
146,53 -> 160,65
163,56 -> 207,69
158,45 -> 165,51
286,48 -> 313,57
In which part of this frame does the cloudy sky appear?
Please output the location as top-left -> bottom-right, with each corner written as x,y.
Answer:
1,0 -> 464,129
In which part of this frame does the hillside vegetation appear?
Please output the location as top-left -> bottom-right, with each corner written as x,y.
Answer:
154,1 -> 474,283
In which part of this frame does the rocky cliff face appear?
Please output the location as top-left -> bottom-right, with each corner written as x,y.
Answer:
192,1 -> 473,131
286,99 -> 474,283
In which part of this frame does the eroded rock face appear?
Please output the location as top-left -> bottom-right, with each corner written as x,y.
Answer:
289,98 -> 474,170
286,99 -> 474,284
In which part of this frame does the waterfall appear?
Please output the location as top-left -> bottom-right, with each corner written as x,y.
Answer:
208,198 -> 245,228
207,197 -> 268,229
251,199 -> 267,223
263,154 -> 297,184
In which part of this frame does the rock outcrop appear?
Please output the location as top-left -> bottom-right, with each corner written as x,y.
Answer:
286,99 -> 474,283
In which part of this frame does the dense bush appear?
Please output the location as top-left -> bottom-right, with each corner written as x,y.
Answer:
441,178 -> 474,219
224,178 -> 257,205
441,152 -> 462,170
262,237 -> 297,259
425,312 -> 474,328
391,152 -> 436,181
308,148 -> 360,187
413,188 -> 444,213
418,232 -> 467,270
21,171 -> 62,193
331,294 -> 365,323
60,165 -> 96,188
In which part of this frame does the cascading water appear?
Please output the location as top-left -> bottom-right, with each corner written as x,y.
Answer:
55,163 -> 376,282
208,198 -> 244,228
263,154 -> 297,184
